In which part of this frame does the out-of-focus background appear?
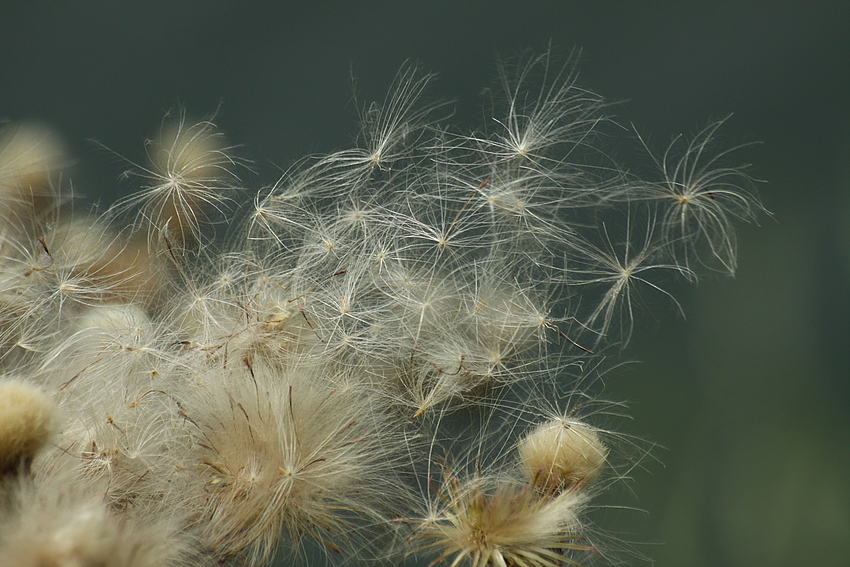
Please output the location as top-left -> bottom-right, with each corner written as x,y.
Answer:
2,2 -> 848,565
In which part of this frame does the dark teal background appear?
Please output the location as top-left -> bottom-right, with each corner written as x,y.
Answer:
2,2 -> 848,565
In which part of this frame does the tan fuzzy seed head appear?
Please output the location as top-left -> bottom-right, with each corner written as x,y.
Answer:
414,471 -> 592,567
0,480 -> 191,567
0,380 -> 57,472
146,118 -> 235,248
50,218 -> 168,304
0,122 -> 67,219
519,418 -> 608,492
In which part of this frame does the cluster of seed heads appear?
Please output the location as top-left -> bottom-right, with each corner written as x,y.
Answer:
0,51 -> 763,567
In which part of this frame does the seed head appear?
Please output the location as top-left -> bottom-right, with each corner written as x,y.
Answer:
0,379 -> 56,474
414,468 -> 592,567
518,418 -> 608,493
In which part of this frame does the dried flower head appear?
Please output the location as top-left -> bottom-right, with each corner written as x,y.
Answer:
0,379 -> 56,474
518,418 -> 608,493
110,113 -> 240,251
179,362 -> 408,565
413,466 -> 593,567
0,476 -> 192,567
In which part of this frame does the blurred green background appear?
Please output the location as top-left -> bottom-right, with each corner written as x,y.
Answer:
2,2 -> 848,565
